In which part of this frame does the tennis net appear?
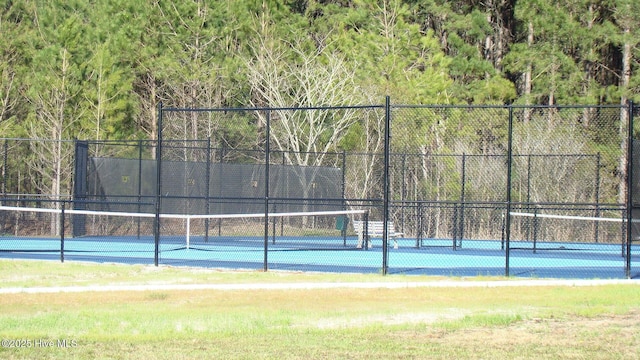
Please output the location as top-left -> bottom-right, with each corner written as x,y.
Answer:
159,209 -> 368,250
0,205 -> 368,251
508,210 -> 627,253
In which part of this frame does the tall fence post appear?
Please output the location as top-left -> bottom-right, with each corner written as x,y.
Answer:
154,102 -> 163,267
60,201 -> 65,263
263,109 -> 271,272
594,153 -> 601,243
205,137 -> 211,242
341,150 -> 347,246
505,105 -> 514,277
137,139 -> 143,239
382,96 -> 391,275
626,100 -> 634,279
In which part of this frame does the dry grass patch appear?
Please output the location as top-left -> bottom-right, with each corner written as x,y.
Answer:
1,260 -> 640,359
397,310 -> 640,359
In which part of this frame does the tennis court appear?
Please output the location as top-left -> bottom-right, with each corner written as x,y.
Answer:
0,205 -> 637,279
1,231 -> 637,279
2,104 -> 639,281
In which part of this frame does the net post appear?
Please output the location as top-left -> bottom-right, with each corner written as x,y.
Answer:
452,204 -> 458,251
416,202 -> 423,248
186,215 -> 190,250
342,215 -> 348,247
532,208 -> 538,254
364,211 -> 370,250
271,203 -> 277,245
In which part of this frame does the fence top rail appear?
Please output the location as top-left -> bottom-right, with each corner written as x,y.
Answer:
161,104 -> 632,112
391,103 -> 628,110
386,152 -> 600,158
391,200 -> 624,208
161,104 -> 385,112
0,138 -> 76,143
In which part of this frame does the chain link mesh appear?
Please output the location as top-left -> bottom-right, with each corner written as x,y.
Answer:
0,103 -> 636,277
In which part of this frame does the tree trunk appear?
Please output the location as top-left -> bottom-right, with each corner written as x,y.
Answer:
523,21 -> 533,123
618,27 -> 631,204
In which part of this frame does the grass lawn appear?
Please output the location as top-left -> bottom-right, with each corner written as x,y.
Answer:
0,260 -> 639,359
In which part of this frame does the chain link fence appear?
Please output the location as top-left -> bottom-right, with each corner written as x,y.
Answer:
0,101 -> 637,278
389,105 -> 631,277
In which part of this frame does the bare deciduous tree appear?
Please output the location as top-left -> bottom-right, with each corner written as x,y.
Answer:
246,37 -> 361,163
244,20 -> 365,217
26,48 -> 81,234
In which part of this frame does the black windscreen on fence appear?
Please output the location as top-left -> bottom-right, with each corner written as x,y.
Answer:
76,156 -> 344,215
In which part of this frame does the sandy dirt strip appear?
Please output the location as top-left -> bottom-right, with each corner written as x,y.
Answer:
0,279 -> 638,294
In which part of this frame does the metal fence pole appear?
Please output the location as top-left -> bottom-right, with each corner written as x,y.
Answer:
626,101 -> 634,279
505,105 -> 514,277
382,96 -> 391,275
594,153 -> 601,243
342,150 -> 347,246
459,153 -> 466,249
205,137 -> 211,242
137,140 -> 143,239
154,102 -> 163,267
60,201 -> 65,263
263,110 -> 271,272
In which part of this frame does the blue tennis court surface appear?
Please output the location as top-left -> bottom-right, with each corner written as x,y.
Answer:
0,235 -> 637,279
